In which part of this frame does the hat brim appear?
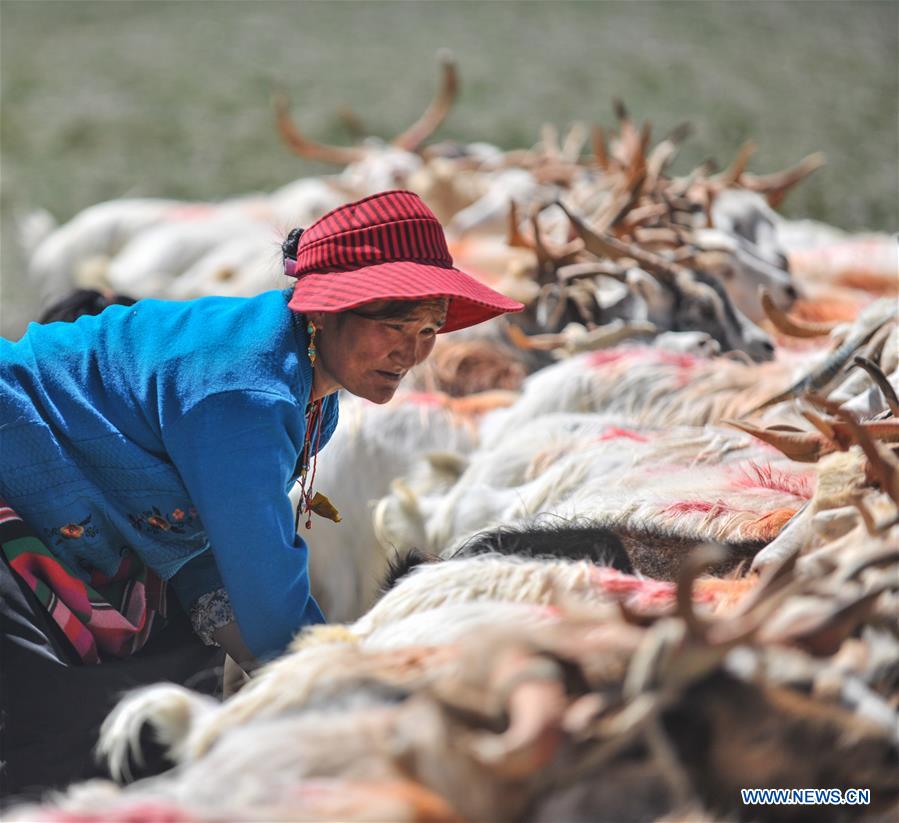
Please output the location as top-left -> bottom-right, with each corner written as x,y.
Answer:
287,260 -> 524,333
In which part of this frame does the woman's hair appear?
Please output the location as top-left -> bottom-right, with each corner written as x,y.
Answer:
350,298 -> 449,323
38,289 -> 136,324
282,227 -> 304,263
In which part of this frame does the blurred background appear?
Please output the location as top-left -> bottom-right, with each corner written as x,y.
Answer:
2,0 -> 896,339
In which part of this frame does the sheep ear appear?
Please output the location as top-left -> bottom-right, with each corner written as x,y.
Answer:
390,478 -> 420,516
425,451 -> 469,481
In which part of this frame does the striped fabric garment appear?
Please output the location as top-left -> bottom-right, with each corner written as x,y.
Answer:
0,499 -> 166,664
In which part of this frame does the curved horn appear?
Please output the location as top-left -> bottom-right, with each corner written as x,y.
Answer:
507,200 -> 532,250
724,419 -> 831,462
713,140 -> 757,188
505,322 -> 567,352
742,152 -> 827,207
645,121 -> 693,189
761,289 -> 837,338
838,547 -> 899,584
806,394 -> 899,508
591,124 -> 611,171
540,122 -> 561,160
557,262 -> 627,282
561,121 -> 589,163
749,318 -> 885,412
676,544 -> 729,643
531,213 -> 556,283
274,92 -> 366,165
391,50 -> 458,151
852,355 -> 899,417
556,200 -> 679,285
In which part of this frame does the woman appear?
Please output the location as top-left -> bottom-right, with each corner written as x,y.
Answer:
0,190 -> 522,795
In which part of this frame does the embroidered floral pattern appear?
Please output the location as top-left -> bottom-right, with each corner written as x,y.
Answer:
45,515 -> 98,547
189,587 -> 235,646
128,506 -> 199,535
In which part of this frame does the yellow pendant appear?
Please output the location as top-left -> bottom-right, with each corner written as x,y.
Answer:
308,491 -> 341,523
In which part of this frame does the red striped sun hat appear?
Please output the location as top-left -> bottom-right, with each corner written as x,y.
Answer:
284,190 -> 523,333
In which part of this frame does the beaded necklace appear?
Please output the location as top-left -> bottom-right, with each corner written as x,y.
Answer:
295,319 -> 323,531
294,318 -> 340,530
295,396 -> 324,531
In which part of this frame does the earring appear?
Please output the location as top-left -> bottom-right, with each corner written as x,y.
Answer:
307,320 -> 317,368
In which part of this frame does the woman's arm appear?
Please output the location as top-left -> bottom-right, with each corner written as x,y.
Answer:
163,390 -> 326,661
212,621 -> 257,673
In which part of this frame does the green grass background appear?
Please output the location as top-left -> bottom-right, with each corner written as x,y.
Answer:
2,0 -> 897,338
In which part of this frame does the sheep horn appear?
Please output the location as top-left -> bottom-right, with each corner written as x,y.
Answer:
506,200 -> 532,250
274,92 -> 366,165
761,289 -> 837,337
561,121 -> 588,163
798,407 -> 846,450
851,495 -> 882,536
645,121 -> 693,188
748,319 -> 884,412
837,547 -> 899,584
675,544 -> 729,643
336,104 -> 366,137
806,394 -> 899,509
505,323 -> 568,352
723,419 -> 831,462
591,124 -> 611,171
785,586 -> 889,657
473,655 -> 566,778
556,262 -> 628,283
742,152 -> 827,208
852,355 -> 899,417
735,530 -> 800,614
530,212 -> 557,283
391,50 -> 458,151
713,140 -> 757,188
750,502 -> 814,572
612,97 -> 630,125
565,320 -> 657,354
540,122 -> 561,160
556,200 -> 679,285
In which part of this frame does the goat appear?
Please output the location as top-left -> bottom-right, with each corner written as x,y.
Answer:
374,414 -> 815,580
299,390 -> 482,623
13,549 -> 896,822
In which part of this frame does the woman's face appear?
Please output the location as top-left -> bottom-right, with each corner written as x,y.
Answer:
308,299 -> 448,403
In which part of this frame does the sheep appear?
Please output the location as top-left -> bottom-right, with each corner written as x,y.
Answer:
299,390 -> 483,623
374,417 -> 815,580
13,554 -> 897,822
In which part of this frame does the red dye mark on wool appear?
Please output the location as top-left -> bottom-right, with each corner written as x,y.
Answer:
586,349 -> 640,368
402,392 -> 448,408
654,350 -> 700,370
743,507 -> 800,542
48,804 -> 193,823
592,567 -> 718,609
663,499 -> 732,518
586,347 -> 700,371
596,427 -> 650,443
734,461 -> 814,499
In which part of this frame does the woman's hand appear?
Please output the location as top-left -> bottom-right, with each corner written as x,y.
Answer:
212,621 -> 258,674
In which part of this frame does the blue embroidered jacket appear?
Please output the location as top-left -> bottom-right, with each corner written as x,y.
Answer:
0,290 -> 338,659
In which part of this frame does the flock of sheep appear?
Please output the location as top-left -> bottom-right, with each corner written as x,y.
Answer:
10,56 -> 899,822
